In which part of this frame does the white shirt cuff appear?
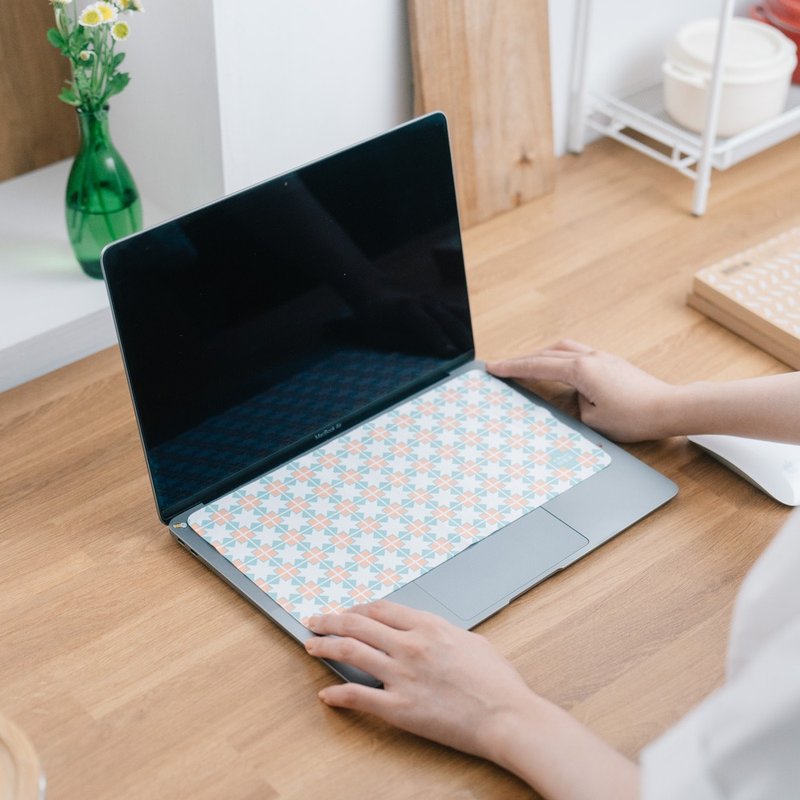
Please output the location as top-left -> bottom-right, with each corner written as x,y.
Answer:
640,702 -> 721,800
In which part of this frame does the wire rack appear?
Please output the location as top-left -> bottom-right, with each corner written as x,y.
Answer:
568,0 -> 800,215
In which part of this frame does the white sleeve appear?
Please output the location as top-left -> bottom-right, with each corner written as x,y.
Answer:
640,618 -> 800,800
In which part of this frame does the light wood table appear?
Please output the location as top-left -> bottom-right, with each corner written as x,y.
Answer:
1,136 -> 797,799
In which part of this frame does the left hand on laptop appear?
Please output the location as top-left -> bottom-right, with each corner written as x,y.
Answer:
304,600 -> 531,761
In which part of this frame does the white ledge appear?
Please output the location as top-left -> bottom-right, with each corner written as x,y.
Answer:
0,159 -> 168,392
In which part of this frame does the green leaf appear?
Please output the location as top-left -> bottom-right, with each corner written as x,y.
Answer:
105,72 -> 130,99
46,28 -> 66,52
67,26 -> 87,54
74,71 -> 91,93
113,52 -> 126,69
58,87 -> 80,106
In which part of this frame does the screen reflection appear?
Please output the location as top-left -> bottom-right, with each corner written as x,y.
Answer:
104,114 -> 474,520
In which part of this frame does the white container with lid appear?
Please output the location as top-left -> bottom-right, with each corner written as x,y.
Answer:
662,17 -> 797,137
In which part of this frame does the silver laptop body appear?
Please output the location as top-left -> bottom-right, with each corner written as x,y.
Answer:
103,113 -> 676,685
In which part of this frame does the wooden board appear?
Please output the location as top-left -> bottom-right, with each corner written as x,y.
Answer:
687,291 -> 800,370
408,0 -> 556,228
0,0 -> 78,181
690,226 -> 800,354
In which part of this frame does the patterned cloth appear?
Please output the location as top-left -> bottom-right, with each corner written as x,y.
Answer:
189,370 -> 611,624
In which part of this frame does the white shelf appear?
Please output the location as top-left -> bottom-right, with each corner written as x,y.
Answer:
568,0 -> 800,214
587,83 -> 800,174
0,159 -> 168,393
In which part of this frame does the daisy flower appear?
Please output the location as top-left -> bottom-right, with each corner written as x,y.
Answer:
79,5 -> 103,26
110,20 -> 130,41
48,0 -> 140,111
94,2 -> 118,22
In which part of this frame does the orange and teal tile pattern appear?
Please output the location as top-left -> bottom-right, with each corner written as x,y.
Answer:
188,371 -> 611,624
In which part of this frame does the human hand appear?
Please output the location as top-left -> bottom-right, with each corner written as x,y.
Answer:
487,340 -> 678,442
304,600 -> 536,762
306,600 -> 640,799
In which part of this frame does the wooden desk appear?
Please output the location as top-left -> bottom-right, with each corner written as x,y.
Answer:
1,136 -> 796,799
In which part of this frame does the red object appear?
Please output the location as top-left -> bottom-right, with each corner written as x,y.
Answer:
751,3 -> 800,82
766,0 -> 800,29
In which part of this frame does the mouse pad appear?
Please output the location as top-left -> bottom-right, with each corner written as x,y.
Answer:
188,370 -> 611,624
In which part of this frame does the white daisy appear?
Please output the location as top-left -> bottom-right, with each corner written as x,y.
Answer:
110,20 -> 130,41
79,5 -> 103,26
95,2 -> 118,22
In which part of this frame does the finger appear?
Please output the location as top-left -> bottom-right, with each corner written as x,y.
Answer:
487,355 -> 579,385
535,349 -> 584,359
349,599 -> 440,631
487,353 -> 572,375
305,632 -> 392,679
551,338 -> 593,353
486,355 -> 538,376
307,610 -> 401,654
487,340 -> 593,372
317,681 -> 394,715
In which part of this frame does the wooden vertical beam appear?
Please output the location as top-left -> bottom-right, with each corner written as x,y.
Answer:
0,0 -> 79,181
408,0 -> 556,228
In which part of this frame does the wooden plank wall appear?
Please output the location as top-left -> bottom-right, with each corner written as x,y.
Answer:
0,0 -> 78,181
408,0 -> 556,228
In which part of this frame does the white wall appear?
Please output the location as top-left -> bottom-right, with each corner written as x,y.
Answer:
111,0 -> 412,218
213,0 -> 413,194
110,0 -> 757,218
112,0 -> 225,221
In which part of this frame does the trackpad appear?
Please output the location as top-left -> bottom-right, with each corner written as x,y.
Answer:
415,509 -> 588,621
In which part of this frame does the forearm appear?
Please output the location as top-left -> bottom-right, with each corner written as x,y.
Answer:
485,694 -> 638,800
664,372 -> 800,443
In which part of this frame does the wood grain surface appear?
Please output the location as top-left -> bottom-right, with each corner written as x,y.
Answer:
1,134 -> 798,799
408,0 -> 555,227
0,0 -> 78,181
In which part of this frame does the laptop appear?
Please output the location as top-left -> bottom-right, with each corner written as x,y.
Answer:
102,112 -> 677,686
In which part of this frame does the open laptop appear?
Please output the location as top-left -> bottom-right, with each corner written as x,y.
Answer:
102,112 -> 677,686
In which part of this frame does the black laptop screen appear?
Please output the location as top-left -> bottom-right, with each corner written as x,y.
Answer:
103,113 -> 474,521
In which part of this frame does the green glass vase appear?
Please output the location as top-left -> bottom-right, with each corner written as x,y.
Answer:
65,107 -> 142,280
